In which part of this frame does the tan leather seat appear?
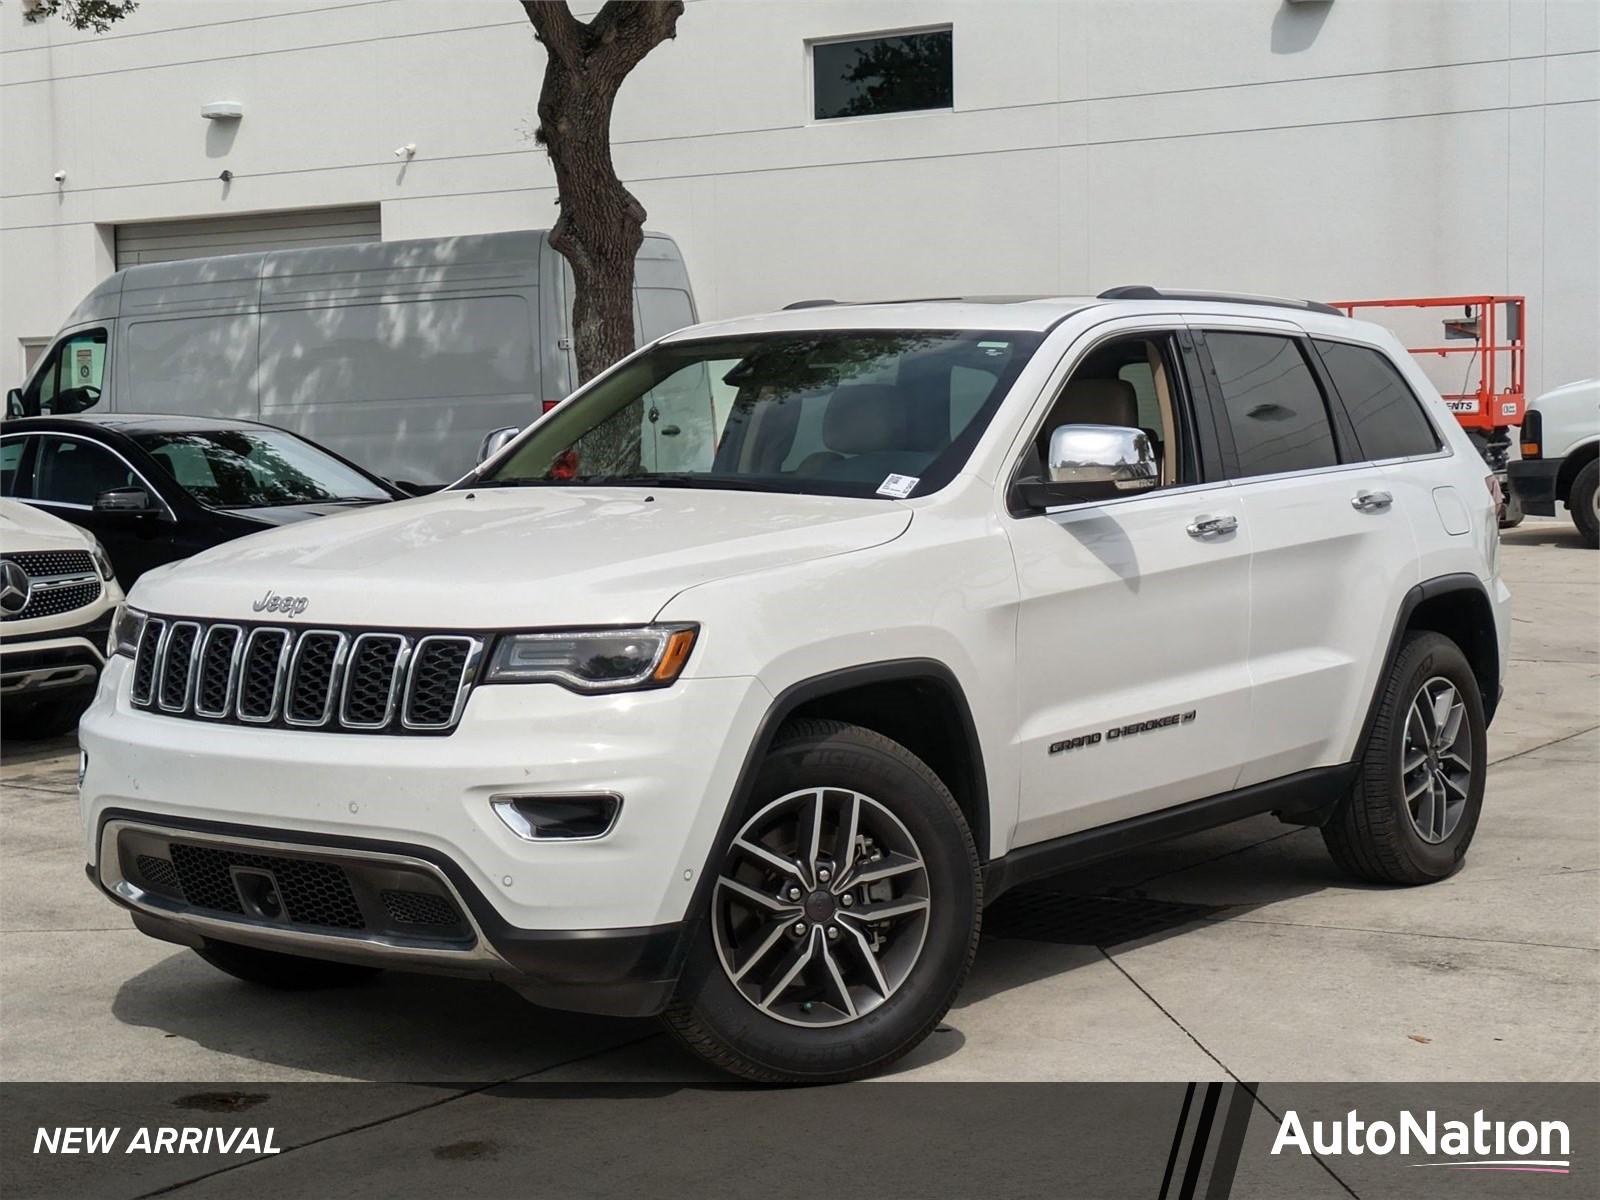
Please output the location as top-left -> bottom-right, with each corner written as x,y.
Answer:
1043,378 -> 1139,431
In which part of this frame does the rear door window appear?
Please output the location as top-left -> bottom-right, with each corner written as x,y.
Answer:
1314,339 -> 1441,460
1,437 -> 30,496
1205,332 -> 1338,478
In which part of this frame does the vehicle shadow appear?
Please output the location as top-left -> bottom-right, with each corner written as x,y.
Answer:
107,815 -> 1348,1083
0,732 -> 78,772
1500,516 -> 1587,551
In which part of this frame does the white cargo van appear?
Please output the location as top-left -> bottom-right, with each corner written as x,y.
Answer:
8,230 -> 696,486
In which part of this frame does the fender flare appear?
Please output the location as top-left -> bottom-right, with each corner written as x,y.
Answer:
1356,572 -> 1500,759
665,658 -> 989,980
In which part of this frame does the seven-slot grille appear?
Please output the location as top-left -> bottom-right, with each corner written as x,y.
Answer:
0,550 -> 102,623
131,618 -> 480,734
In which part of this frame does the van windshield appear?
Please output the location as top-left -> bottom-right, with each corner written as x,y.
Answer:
133,429 -> 392,509
475,330 -> 1042,499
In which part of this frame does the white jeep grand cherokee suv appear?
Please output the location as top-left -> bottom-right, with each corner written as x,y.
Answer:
81,289 -> 1510,1081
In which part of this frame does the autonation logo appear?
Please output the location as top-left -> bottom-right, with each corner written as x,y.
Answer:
1272,1108 -> 1572,1175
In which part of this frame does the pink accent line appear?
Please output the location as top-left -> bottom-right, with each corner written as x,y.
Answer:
1449,1167 -> 1570,1174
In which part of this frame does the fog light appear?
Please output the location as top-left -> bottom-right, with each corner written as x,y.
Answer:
491,793 -> 621,841
77,750 -> 88,789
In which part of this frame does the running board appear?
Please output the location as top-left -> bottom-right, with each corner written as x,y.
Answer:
982,763 -> 1356,902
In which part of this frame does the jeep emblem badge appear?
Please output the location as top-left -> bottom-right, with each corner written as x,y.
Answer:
252,589 -> 309,617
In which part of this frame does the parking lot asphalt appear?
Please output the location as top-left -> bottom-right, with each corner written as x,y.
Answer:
2,517 -> 1594,1092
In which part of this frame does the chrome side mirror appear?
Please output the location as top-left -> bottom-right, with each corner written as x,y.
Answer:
1015,424 -> 1157,510
1047,424 -> 1157,491
477,426 -> 521,465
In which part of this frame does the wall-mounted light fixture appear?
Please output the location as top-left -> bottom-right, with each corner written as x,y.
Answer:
201,101 -> 243,121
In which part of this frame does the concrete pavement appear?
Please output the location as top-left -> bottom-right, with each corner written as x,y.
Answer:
2,517 -> 1594,1088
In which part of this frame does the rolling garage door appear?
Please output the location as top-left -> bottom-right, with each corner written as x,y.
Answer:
114,205 -> 382,267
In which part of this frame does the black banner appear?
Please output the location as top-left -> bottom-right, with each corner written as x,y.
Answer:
2,1082 -> 1592,1199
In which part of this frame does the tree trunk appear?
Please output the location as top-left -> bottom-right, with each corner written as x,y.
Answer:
522,1 -> 684,384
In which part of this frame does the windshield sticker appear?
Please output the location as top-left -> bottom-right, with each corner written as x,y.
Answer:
876,474 -> 919,499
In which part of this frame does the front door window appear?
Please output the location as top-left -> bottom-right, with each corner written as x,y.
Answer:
24,329 -> 108,415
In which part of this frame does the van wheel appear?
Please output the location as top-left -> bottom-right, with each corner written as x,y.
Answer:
664,719 -> 980,1083
195,940 -> 383,990
1570,459 -> 1598,548
1322,632 -> 1486,885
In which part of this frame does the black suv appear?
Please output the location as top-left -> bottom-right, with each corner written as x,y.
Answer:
1,415 -> 404,588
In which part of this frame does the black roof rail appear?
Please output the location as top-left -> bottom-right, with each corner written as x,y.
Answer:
1097,285 -> 1344,318
782,298 -> 841,310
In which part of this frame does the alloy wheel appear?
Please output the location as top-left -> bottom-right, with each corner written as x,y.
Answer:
712,787 -> 931,1028
1401,676 -> 1473,844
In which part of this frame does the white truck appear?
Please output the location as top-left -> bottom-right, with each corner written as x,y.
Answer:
79,289 -> 1509,1081
1509,378 -> 1600,547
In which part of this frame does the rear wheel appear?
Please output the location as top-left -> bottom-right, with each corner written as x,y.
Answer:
1570,459 -> 1598,548
665,719 -> 980,1082
195,939 -> 383,990
1322,632 -> 1486,884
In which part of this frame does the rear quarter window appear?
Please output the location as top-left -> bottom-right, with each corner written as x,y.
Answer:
1314,339 -> 1441,460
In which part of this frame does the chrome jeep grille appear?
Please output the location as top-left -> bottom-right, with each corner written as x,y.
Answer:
131,618 -> 482,734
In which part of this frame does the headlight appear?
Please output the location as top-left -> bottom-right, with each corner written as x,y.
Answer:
112,606 -> 147,658
483,624 -> 697,692
89,537 -> 116,582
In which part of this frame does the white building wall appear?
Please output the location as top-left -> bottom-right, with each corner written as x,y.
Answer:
2,0 -> 1596,395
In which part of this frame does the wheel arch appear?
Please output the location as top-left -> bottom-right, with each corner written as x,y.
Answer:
669,659 -> 990,975
1358,573 -> 1501,758
1554,439 -> 1598,504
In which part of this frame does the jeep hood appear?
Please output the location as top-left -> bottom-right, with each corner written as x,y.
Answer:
129,487 -> 912,627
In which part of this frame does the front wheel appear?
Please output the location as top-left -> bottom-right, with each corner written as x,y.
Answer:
664,719 -> 980,1083
1570,459 -> 1598,548
1322,631 -> 1487,884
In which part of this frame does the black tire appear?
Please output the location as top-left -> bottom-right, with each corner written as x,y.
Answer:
1322,631 -> 1487,885
1497,487 -> 1524,529
2,691 -> 90,741
194,939 -> 383,990
664,719 -> 981,1083
1570,459 -> 1598,548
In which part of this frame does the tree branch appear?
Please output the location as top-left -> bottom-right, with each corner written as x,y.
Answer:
521,0 -> 586,70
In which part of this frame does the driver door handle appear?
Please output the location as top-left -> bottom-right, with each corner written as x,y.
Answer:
1351,489 -> 1393,512
1186,513 -> 1239,539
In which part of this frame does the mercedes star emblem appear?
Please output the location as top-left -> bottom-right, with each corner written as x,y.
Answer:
0,560 -> 31,615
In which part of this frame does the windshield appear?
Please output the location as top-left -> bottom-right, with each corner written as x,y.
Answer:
133,429 -> 392,508
477,329 -> 1043,498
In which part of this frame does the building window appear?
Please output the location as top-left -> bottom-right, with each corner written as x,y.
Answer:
811,28 -> 952,121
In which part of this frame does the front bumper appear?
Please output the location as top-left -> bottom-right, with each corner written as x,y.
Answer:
1508,457 -> 1562,516
80,658 -> 771,1015
0,611 -> 113,701
91,814 -> 683,1015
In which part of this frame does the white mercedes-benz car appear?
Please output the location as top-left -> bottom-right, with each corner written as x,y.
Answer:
1,499 -> 123,738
